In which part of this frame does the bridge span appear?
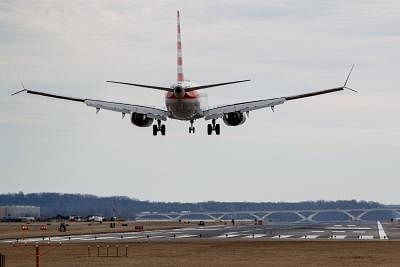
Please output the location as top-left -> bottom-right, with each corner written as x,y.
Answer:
135,208 -> 400,223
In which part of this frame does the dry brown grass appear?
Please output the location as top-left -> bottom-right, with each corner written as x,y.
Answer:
1,240 -> 400,267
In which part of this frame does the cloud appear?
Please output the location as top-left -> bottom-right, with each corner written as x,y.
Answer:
1,0 -> 399,203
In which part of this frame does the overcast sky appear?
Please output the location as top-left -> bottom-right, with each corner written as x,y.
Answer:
1,0 -> 399,203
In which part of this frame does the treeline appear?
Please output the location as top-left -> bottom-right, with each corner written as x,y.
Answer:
0,192 -> 383,219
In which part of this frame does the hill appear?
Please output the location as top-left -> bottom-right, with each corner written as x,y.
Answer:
0,192 -> 383,219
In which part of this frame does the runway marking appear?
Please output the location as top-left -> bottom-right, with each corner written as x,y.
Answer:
327,227 -> 371,230
334,225 -> 342,227
217,233 -> 241,238
301,235 -> 319,239
175,234 -> 198,238
119,236 -> 141,239
332,230 -> 346,233
242,234 -> 266,239
87,236 -> 115,240
359,235 -> 374,240
15,238 -> 44,243
55,237 -> 79,242
377,221 -> 388,239
332,235 -> 346,239
196,228 -> 226,231
0,240 -> 15,243
347,224 -> 356,227
272,235 -> 292,239
148,235 -> 168,239
311,231 -> 325,233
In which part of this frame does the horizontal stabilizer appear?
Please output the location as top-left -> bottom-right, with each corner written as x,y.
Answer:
107,81 -> 174,92
185,79 -> 251,92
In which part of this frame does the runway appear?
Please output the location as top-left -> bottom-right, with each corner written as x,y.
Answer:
2,221 -> 399,244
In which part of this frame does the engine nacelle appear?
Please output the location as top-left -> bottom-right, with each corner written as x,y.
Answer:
223,112 -> 246,126
130,113 -> 153,127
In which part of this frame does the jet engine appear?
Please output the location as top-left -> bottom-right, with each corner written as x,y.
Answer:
130,113 -> 153,127
223,112 -> 246,126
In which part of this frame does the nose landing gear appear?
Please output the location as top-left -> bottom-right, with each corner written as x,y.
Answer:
153,120 -> 166,136
207,119 -> 220,135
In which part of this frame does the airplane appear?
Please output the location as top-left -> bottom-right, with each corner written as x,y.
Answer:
12,11 -> 356,136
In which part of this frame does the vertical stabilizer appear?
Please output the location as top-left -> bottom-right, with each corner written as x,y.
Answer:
177,10 -> 184,82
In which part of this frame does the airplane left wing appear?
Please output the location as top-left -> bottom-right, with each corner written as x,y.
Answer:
203,65 -> 356,120
12,89 -> 169,121
203,97 -> 286,120
203,86 -> 350,120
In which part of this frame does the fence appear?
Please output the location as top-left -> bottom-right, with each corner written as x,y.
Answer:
0,253 -> 5,267
87,245 -> 128,257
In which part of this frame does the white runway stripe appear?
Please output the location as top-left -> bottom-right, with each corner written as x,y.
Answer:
359,235 -> 374,239
327,227 -> 371,230
120,236 -> 141,239
217,234 -> 241,238
272,235 -> 292,239
332,235 -> 346,239
377,221 -> 388,239
1,240 -> 15,243
175,234 -> 198,238
312,231 -> 325,233
242,234 -> 266,239
87,236 -> 115,240
148,235 -> 168,239
301,235 -> 319,239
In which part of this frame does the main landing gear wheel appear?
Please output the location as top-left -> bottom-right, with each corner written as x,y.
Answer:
188,120 -> 195,134
153,120 -> 166,136
207,119 -> 220,135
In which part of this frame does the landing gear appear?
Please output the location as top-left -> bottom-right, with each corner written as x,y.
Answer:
189,120 -> 195,134
153,120 -> 166,136
207,119 -> 220,135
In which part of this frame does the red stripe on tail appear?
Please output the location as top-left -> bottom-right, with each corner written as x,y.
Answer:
177,10 -> 184,82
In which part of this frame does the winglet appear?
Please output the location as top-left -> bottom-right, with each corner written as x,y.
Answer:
343,64 -> 357,92
11,77 -> 28,96
11,89 -> 27,96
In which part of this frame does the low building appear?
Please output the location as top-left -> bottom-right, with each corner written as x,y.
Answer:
0,206 -> 40,219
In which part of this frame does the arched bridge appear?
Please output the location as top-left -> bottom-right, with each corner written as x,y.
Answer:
135,208 -> 400,223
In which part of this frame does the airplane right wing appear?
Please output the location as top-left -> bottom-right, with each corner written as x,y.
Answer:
12,89 -> 169,121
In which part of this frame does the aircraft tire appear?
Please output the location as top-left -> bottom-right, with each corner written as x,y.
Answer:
207,124 -> 212,135
215,124 -> 221,135
153,125 -> 158,136
161,124 -> 166,135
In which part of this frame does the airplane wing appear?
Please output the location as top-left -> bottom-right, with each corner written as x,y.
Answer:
203,65 -> 356,120
12,89 -> 168,121
203,86 -> 351,120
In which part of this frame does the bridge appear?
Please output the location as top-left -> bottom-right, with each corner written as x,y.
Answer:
135,208 -> 400,223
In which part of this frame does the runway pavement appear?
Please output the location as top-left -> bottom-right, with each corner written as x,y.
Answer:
2,221 -> 398,244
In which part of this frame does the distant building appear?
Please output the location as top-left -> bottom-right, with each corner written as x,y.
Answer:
88,216 -> 104,222
0,206 -> 40,219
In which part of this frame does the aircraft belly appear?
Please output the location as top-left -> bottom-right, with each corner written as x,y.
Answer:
166,99 -> 200,120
